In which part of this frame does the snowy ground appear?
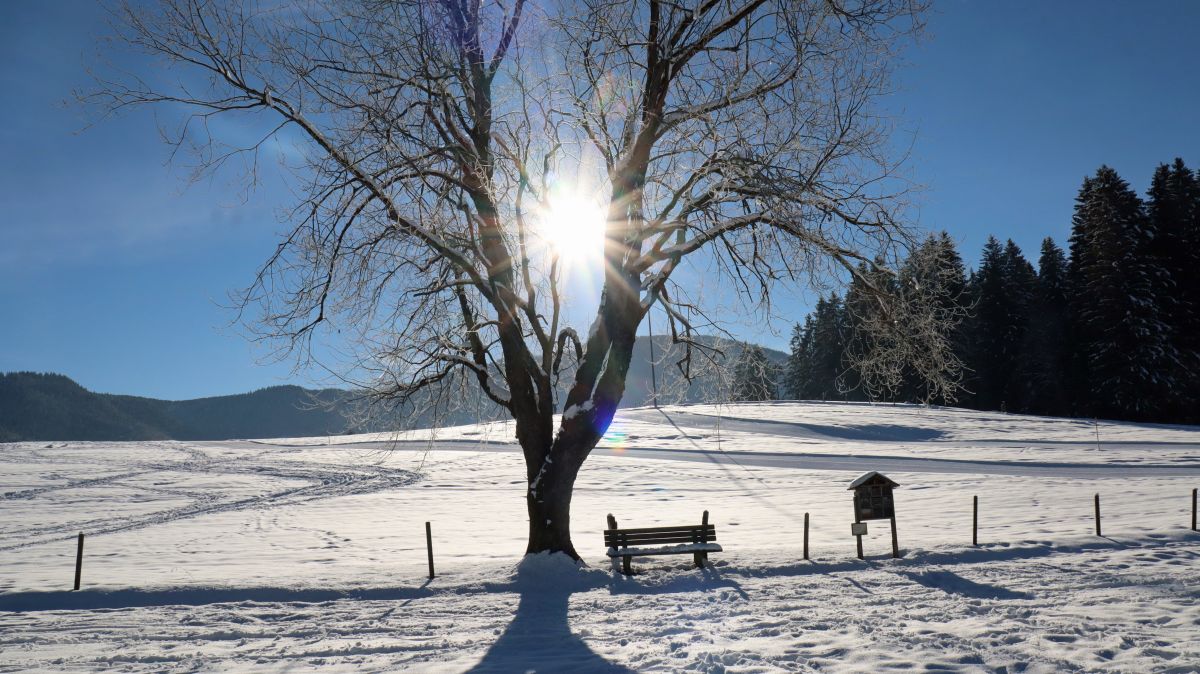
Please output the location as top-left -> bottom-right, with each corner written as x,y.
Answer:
2,402 -> 1199,672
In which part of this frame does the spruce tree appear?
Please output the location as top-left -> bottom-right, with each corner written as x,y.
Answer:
1146,159 -> 1200,418
1021,238 -> 1071,415
964,237 -> 1035,412
786,294 -> 848,400
1001,239 -> 1037,411
809,295 -> 846,400
1068,166 -> 1179,420
784,320 -> 814,399
965,237 -> 1007,410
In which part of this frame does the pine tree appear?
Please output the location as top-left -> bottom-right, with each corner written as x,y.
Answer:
964,237 -> 1034,412
1001,239 -> 1037,411
964,237 -> 1005,410
1021,238 -> 1071,415
732,344 -> 775,402
1146,159 -> 1200,418
1068,166 -> 1179,420
785,294 -> 848,400
784,319 -> 815,399
809,295 -> 846,400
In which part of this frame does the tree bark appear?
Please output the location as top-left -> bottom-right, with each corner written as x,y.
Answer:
524,448 -> 585,557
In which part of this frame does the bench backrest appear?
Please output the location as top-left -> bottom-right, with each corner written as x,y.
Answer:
604,511 -> 716,548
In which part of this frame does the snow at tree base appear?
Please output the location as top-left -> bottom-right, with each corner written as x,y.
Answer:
3,402 -> 1199,672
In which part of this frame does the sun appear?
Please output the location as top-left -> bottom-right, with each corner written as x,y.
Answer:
537,187 -> 607,266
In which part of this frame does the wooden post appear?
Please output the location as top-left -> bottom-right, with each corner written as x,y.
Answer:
695,510 -> 710,568
854,510 -> 864,560
1094,493 -> 1101,536
425,521 -> 435,579
972,495 -> 978,546
73,533 -> 84,591
889,514 -> 899,558
1191,488 -> 1196,532
801,510 -> 811,558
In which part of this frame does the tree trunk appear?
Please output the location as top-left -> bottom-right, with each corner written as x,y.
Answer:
524,439 -> 588,558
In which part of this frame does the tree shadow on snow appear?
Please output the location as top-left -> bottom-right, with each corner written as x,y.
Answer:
644,407 -> 946,442
468,558 -> 748,672
897,569 -> 1032,600
468,565 -> 634,673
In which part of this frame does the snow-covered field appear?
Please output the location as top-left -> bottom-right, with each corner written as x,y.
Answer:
2,402 -> 1199,672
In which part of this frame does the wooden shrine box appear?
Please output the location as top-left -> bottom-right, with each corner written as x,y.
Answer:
848,471 -> 898,521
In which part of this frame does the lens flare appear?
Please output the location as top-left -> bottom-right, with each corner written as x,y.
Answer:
602,426 -> 627,454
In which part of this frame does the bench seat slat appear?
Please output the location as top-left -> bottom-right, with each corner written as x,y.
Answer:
606,543 -> 722,558
604,524 -> 715,535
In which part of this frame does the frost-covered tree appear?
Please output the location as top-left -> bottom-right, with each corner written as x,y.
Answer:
90,0 -> 927,560
732,345 -> 775,402
896,232 -> 967,404
840,260 -> 896,400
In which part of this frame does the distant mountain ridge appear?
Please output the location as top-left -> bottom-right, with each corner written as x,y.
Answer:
0,336 -> 785,441
0,373 -> 358,442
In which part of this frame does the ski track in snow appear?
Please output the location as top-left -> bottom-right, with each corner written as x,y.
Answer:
0,442 -> 419,552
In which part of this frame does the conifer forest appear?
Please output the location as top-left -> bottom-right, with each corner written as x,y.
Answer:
785,160 -> 1200,424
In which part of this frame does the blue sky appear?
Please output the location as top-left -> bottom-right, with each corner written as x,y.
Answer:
1,0 -> 1197,399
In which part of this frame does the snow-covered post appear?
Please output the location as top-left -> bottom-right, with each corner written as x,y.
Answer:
72,530 -> 84,587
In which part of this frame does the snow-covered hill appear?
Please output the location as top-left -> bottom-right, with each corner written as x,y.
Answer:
2,402 -> 1198,671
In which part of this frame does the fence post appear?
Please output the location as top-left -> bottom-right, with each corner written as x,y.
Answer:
73,533 -> 84,591
854,512 -> 864,560
972,495 -> 978,546
1094,493 -> 1101,536
1192,488 -> 1197,532
889,514 -> 900,558
803,512 -> 809,560
425,521 -> 435,580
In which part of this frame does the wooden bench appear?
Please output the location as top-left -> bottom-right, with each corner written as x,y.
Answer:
604,511 -> 721,574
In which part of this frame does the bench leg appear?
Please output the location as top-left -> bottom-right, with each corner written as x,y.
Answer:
622,555 -> 632,575
693,551 -> 703,568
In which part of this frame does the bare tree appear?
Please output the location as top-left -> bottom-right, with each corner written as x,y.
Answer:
91,0 -> 926,559
841,239 -> 969,405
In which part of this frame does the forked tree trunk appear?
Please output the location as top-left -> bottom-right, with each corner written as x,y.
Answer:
521,327 -> 638,559
519,165 -> 645,560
